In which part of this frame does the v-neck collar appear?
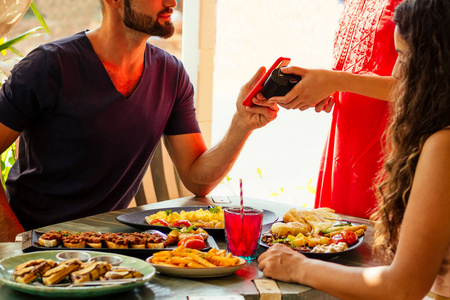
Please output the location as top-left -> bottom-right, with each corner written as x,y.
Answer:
82,31 -> 148,101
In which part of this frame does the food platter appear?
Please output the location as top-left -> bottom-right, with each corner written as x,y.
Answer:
21,230 -> 218,258
115,206 -> 278,233
0,250 -> 155,298
146,256 -> 246,278
259,231 -> 365,259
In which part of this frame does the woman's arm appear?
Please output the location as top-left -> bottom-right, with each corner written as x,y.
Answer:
258,129 -> 450,299
268,67 -> 398,110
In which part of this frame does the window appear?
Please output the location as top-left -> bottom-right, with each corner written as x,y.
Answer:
208,1 -> 344,207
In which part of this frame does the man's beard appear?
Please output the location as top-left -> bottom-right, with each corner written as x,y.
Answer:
123,0 -> 175,38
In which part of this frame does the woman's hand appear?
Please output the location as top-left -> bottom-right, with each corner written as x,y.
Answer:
258,243 -> 308,283
269,67 -> 337,111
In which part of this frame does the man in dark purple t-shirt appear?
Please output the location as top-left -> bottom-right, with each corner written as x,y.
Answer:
0,0 -> 278,241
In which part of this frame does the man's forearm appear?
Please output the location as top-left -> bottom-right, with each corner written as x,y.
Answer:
181,113 -> 252,196
0,188 -> 24,242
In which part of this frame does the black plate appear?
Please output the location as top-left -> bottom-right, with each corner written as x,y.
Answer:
259,231 -> 365,259
22,230 -> 218,258
115,206 -> 278,233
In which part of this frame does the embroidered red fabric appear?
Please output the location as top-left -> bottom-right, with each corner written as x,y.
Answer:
314,0 -> 402,219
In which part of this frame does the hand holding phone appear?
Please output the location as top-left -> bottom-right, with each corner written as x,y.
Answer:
242,57 -> 291,106
261,68 -> 302,99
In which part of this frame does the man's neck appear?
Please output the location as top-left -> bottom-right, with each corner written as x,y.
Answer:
86,26 -> 150,98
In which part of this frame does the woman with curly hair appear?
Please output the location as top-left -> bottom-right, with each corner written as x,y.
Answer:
258,0 -> 450,299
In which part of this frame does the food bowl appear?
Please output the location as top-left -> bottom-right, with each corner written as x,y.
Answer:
56,251 -> 91,262
88,255 -> 123,266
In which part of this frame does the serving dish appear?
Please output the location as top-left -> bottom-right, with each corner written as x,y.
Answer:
146,256 -> 246,278
0,250 -> 155,298
21,230 -> 218,258
115,206 -> 278,233
259,231 -> 365,259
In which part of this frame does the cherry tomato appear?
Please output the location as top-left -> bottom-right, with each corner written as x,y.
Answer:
149,219 -> 169,226
330,233 -> 346,244
172,220 -> 192,227
340,230 -> 358,246
178,235 -> 206,249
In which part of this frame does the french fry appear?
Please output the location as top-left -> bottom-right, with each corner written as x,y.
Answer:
170,257 -> 193,265
187,253 -> 217,268
324,225 -> 367,237
187,262 -> 205,268
151,246 -> 240,268
209,255 -> 240,267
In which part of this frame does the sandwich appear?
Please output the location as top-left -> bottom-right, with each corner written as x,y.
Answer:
13,259 -> 57,284
41,258 -> 82,285
70,261 -> 111,283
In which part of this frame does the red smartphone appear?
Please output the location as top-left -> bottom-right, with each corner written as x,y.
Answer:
242,57 -> 291,106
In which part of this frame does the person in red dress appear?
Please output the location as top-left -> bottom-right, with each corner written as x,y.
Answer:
269,0 -> 402,218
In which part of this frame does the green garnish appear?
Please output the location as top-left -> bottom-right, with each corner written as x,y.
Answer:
169,224 -> 195,233
208,206 -> 221,214
165,209 -> 172,216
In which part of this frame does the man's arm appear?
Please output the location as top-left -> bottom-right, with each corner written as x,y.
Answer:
164,67 -> 279,196
0,122 -> 24,242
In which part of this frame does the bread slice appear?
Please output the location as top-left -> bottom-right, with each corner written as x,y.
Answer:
70,261 -> 111,283
13,259 -> 56,284
146,242 -> 165,249
100,267 -> 142,280
63,240 -> 86,248
38,237 -> 59,247
105,240 -> 128,249
42,258 -> 82,285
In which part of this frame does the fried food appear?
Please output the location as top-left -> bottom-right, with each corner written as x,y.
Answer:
70,261 -> 111,283
41,258 -> 82,285
151,246 -> 241,268
145,207 -> 224,228
270,221 -> 309,238
38,231 -> 62,247
13,259 -> 57,284
100,267 -> 142,280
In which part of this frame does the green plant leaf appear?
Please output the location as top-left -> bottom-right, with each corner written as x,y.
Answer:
0,27 -> 44,52
0,38 -> 5,56
30,2 -> 51,35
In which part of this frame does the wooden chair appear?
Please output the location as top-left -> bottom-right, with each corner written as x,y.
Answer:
134,139 -> 192,205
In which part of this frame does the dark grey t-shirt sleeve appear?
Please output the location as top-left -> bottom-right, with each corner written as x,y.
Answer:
0,47 -> 59,132
163,61 -> 201,136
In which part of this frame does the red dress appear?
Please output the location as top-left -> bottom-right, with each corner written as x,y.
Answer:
314,0 -> 402,219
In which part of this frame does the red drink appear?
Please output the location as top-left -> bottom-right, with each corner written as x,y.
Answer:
224,207 -> 263,260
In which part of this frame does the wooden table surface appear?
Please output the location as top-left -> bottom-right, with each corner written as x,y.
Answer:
0,196 -> 380,299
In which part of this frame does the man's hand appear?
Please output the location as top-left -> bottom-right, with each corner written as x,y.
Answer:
236,67 -> 279,131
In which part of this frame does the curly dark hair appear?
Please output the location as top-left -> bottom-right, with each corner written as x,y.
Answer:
371,0 -> 450,263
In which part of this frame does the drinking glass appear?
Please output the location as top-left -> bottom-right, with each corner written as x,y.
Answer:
224,206 -> 263,261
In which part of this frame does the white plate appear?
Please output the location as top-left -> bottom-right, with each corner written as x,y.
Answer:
147,256 -> 247,278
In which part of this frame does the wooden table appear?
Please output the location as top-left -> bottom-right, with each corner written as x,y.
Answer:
0,196 -> 380,299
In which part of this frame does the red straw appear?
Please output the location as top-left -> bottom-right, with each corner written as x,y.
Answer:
240,178 -> 244,219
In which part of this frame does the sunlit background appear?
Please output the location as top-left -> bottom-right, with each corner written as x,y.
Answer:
2,0 -> 345,207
